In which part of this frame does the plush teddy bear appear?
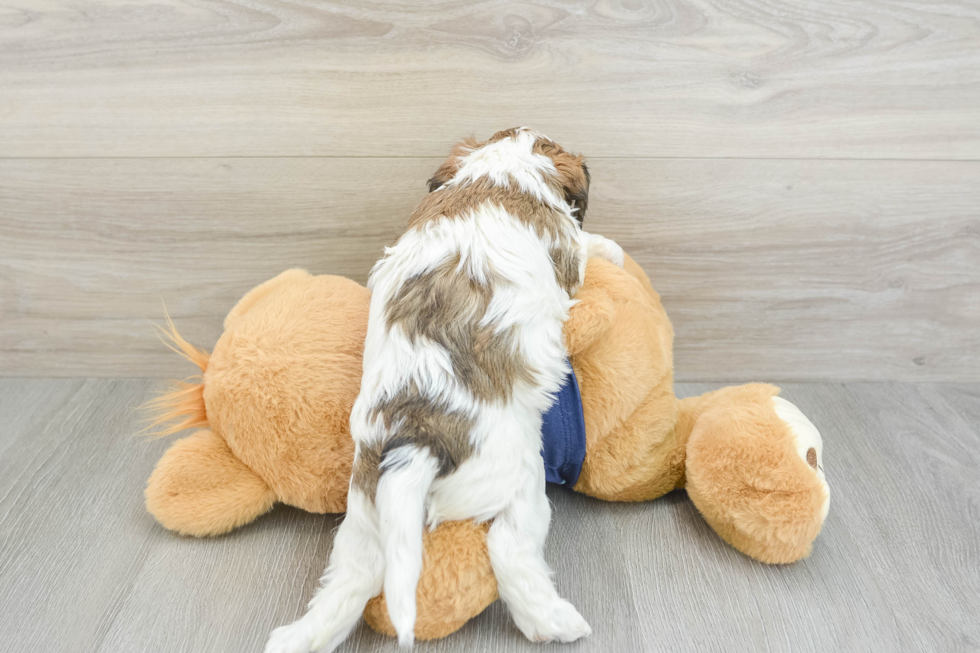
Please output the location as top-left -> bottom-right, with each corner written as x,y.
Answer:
144,254 -> 830,640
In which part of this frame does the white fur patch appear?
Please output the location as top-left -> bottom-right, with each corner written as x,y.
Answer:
772,396 -> 830,521
450,129 -> 567,210
377,450 -> 440,647
264,488 -> 383,653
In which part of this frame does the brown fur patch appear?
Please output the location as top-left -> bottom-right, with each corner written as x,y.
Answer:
549,244 -> 583,296
533,139 -> 590,224
351,440 -> 384,500
385,256 -> 536,403
350,383 -> 477,500
411,177 -> 563,239
427,137 -> 483,192
375,384 -> 476,475
487,127 -> 522,144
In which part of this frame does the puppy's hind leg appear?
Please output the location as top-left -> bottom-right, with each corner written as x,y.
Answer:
265,487 -> 384,653
487,466 -> 591,643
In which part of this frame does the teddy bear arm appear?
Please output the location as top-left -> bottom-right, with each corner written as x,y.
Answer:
363,520 -> 497,640
574,373 -> 685,502
564,283 -> 616,357
145,429 -> 277,537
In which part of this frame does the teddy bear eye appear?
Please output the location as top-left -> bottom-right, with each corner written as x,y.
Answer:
806,448 -> 818,470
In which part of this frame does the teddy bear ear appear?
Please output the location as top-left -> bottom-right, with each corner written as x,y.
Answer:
427,137 -> 482,192
223,268 -> 312,330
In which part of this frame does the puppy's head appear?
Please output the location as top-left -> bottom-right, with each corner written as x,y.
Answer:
427,128 -> 590,224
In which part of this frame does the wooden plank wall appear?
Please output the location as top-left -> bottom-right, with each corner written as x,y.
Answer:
1,0 -> 978,380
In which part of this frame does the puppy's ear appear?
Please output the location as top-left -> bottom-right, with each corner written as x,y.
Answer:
426,173 -> 448,193
534,139 -> 590,223
552,153 -> 590,224
427,138 -> 481,192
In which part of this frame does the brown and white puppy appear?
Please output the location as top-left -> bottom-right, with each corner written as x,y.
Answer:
265,128 -> 623,653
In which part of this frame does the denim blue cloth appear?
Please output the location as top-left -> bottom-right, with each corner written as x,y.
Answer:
540,365 -> 587,487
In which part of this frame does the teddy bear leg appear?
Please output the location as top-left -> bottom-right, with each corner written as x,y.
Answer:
363,520 -> 498,641
145,429 -> 277,537
682,384 -> 830,564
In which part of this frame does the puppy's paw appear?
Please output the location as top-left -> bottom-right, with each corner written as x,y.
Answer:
264,620 -> 316,653
518,599 -> 592,643
585,234 -> 625,268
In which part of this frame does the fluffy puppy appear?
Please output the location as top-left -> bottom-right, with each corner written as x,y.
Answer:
265,128 -> 624,653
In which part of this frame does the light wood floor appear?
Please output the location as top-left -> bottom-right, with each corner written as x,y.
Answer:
1,378 -> 977,652
2,2 -> 978,650
2,0 -> 979,381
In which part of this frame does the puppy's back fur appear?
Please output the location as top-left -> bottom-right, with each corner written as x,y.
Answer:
265,128 -> 620,653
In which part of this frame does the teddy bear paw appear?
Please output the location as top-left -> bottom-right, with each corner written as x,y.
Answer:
772,395 -> 830,521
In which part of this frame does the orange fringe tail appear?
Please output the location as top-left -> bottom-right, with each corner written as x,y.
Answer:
140,310 -> 211,438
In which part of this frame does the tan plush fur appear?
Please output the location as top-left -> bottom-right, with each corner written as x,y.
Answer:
144,256 -> 829,638
682,383 -> 829,564
362,521 -> 497,640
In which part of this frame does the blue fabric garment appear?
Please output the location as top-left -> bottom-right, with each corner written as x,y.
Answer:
540,365 -> 587,487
